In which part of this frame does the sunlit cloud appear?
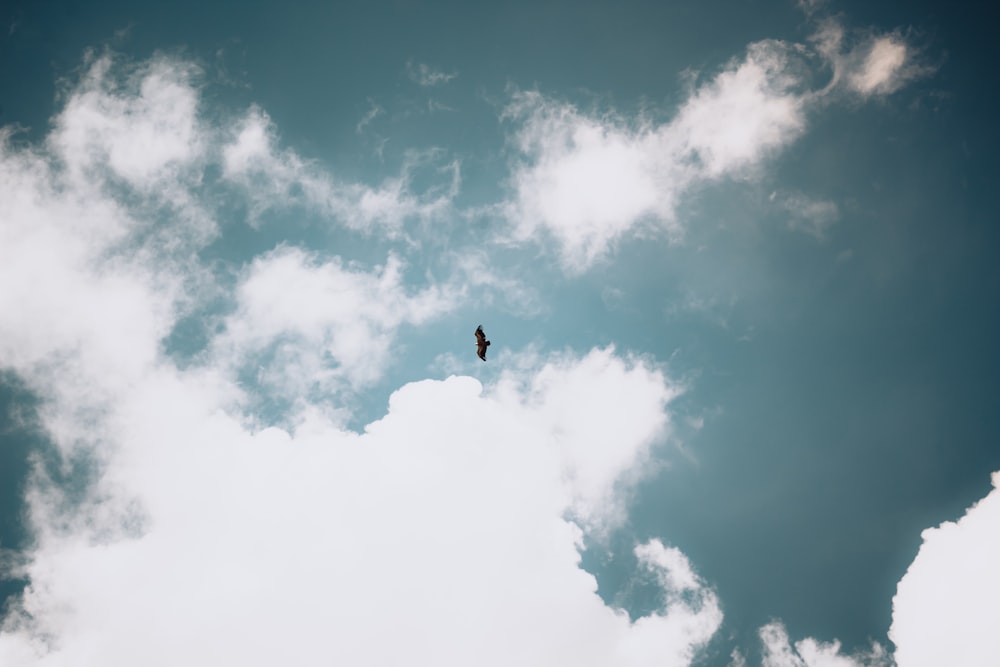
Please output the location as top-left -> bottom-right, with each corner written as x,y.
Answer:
889,471 -> 1000,667
502,91 -> 675,271
502,39 -> 807,272
810,20 -> 930,99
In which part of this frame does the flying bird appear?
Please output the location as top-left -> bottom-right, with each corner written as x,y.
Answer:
475,325 -> 491,361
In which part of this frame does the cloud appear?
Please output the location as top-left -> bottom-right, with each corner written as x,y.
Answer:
810,20 -> 929,99
759,622 -> 892,667
406,60 -> 458,87
502,91 -> 678,271
0,348 -> 719,666
49,49 -> 206,189
446,251 -> 546,317
619,540 -> 723,664
491,347 -> 682,531
795,0 -> 827,17
222,106 -> 460,233
770,190 -> 840,238
0,60 -> 214,425
502,39 -> 807,272
671,41 -> 807,177
213,245 -> 456,412
355,98 -> 383,134
889,471 -> 1000,667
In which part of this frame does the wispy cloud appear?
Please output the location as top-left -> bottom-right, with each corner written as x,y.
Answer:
222,106 -> 460,234
810,19 -> 932,99
770,190 -> 840,239
406,60 -> 458,87
795,0 -> 827,18
355,98 -> 383,134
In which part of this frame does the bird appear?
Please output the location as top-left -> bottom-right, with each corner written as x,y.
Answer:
474,325 -> 491,361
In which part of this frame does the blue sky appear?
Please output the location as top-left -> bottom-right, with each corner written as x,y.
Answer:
1,1 -> 998,665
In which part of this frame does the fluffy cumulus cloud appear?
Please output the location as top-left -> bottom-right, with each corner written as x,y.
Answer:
491,348 -> 682,531
889,472 -> 1000,667
0,50 -> 725,667
0,357 -> 723,666
502,20 -> 923,272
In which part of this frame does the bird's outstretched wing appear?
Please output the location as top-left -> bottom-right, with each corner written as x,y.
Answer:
475,325 -> 491,361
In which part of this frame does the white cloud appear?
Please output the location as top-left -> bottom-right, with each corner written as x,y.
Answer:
214,245 -> 455,409
503,39 -> 806,272
670,41 -> 806,177
810,20 -> 927,99
617,539 -> 723,665
0,348 -> 719,666
49,50 -> 205,189
0,61 -> 212,429
759,622 -> 892,667
849,38 -> 909,95
492,347 -> 682,531
889,471 -> 1000,667
503,92 -> 676,271
222,106 -> 460,233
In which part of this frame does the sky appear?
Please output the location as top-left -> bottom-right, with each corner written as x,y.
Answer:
1,0 -> 998,665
